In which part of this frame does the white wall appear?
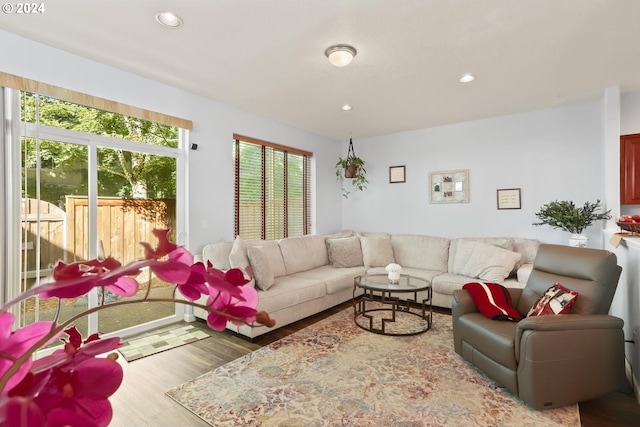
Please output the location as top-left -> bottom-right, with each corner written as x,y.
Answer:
342,100 -> 608,247
0,30 -> 344,254
622,91 -> 640,135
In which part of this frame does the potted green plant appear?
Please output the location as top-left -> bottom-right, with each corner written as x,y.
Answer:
335,156 -> 367,198
335,138 -> 368,198
532,199 -> 612,247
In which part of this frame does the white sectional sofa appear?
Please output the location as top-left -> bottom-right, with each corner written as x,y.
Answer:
193,231 -> 540,338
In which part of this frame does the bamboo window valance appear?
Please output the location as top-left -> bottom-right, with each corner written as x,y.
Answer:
0,71 -> 193,130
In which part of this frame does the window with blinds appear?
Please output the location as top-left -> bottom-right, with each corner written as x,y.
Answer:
234,134 -> 312,240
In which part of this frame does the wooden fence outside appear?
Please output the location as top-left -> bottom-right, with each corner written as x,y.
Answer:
22,197 -> 176,281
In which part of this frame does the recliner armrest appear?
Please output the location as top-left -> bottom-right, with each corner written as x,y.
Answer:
515,314 -> 624,363
452,289 -> 478,316
516,313 -> 624,333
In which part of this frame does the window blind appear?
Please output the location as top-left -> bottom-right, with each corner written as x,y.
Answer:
234,135 -> 311,240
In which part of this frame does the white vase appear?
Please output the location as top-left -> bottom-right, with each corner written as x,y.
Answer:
388,271 -> 400,283
568,234 -> 588,248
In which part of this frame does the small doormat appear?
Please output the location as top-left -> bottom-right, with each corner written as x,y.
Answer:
118,324 -> 213,362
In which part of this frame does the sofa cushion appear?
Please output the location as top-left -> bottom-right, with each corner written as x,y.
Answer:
431,273 -> 475,296
256,276 -> 326,313
326,236 -> 363,268
247,246 -> 275,291
228,236 -> 250,269
254,240 -> 287,278
324,230 -> 355,239
391,234 -> 450,271
202,241 -> 233,270
462,282 -> 522,321
527,283 -> 579,317
452,240 -> 522,282
278,235 -> 329,275
290,265 -> 368,294
360,234 -> 395,267
510,237 -> 540,271
516,263 -> 533,284
448,238 -> 514,271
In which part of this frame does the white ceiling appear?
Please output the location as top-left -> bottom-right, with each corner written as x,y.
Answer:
1,0 -> 639,141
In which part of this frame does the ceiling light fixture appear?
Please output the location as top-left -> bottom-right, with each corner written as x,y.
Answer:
341,104 -> 352,111
325,44 -> 357,67
459,74 -> 476,83
155,11 -> 183,28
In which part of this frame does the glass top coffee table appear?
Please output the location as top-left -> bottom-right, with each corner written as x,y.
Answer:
353,274 -> 432,336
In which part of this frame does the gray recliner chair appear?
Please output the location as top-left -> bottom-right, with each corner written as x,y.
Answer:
452,243 -> 628,410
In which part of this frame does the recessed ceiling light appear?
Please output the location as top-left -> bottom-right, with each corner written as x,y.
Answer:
459,74 -> 476,83
155,11 -> 183,28
341,104 -> 352,111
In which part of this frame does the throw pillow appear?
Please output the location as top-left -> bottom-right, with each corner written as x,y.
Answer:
462,282 -> 522,321
228,236 -> 250,270
324,230 -> 354,239
326,236 -> 364,268
246,246 -> 275,291
457,241 -> 522,282
202,241 -> 233,271
527,283 -> 578,317
360,234 -> 395,267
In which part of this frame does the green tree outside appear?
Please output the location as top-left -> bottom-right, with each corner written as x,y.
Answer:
20,93 -> 178,204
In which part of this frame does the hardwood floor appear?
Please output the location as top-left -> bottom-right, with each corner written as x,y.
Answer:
110,302 -> 639,427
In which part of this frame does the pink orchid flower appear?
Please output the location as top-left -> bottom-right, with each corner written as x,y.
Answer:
0,396 -> 45,427
0,228 -> 274,427
206,284 -> 258,331
38,229 -> 192,301
32,357 -> 123,427
139,229 -> 177,260
32,327 -> 121,374
176,262 -> 209,301
38,258 -> 141,300
203,263 -> 250,300
0,313 -> 58,393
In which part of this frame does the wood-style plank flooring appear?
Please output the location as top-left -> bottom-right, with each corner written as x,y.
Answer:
110,302 -> 639,427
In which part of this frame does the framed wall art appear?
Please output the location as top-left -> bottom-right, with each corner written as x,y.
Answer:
497,188 -> 521,210
429,169 -> 469,203
389,165 -> 406,183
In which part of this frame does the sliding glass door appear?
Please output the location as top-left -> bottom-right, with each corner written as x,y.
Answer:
95,147 -> 177,334
7,90 -> 187,340
20,136 -> 90,337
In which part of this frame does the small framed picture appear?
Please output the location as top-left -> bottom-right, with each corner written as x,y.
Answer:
389,166 -> 406,183
497,188 -> 521,210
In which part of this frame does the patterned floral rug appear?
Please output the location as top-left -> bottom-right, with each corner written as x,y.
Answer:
166,306 -> 580,427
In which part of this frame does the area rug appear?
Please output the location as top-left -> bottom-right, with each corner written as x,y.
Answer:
166,307 -> 580,427
118,323 -> 213,362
